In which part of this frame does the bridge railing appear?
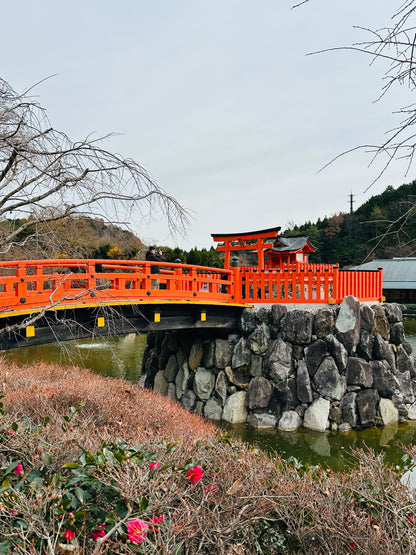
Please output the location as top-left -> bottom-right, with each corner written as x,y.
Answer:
337,268 -> 384,303
230,265 -> 384,304
0,259 -> 234,313
0,259 -> 384,313
232,267 -> 335,303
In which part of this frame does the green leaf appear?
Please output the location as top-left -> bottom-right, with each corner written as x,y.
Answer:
5,461 -> 20,475
11,422 -> 18,432
140,496 -> 149,511
63,462 -> 81,469
0,539 -> 13,553
60,498 -> 72,510
27,469 -> 42,483
75,487 -> 85,503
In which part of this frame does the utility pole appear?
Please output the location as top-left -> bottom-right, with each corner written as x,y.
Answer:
348,192 -> 355,215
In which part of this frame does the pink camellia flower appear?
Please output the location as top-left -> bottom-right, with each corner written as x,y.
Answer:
14,463 -> 23,475
92,523 -> 106,541
149,462 -> 160,470
7,430 -> 14,435
63,529 -> 75,541
127,519 -> 149,544
186,465 -> 203,483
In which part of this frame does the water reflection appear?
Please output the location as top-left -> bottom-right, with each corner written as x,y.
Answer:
227,421 -> 416,471
4,333 -> 146,383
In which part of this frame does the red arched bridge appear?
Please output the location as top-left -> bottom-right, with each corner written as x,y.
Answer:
0,255 -> 383,349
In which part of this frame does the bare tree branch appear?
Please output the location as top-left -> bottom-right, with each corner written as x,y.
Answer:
303,2 -> 416,186
0,77 -> 189,258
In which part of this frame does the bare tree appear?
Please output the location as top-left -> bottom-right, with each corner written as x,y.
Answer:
0,77 -> 188,256
294,1 -> 416,187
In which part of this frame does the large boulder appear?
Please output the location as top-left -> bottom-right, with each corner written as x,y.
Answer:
373,333 -> 396,371
225,366 -> 251,390
249,322 -> 271,355
383,303 -> 403,324
154,370 -> 169,396
313,308 -> 335,339
281,310 -> 313,345
250,354 -> 263,377
164,354 -> 179,382
395,344 -> 415,376
360,304 -> 375,333
193,368 -> 215,401
303,398 -> 330,432
269,305 -> 288,337
296,360 -> 313,404
346,357 -> 373,389
275,378 -> 299,411
204,397 -> 223,420
188,338 -> 204,371
215,371 -> 228,406
222,391 -> 247,423
371,359 -> 398,397
372,305 -> 390,340
378,398 -> 399,425
247,412 -> 277,429
325,334 -> 348,373
181,390 -> 196,411
278,410 -> 302,431
232,336 -> 251,369
390,322 -> 405,346
335,295 -> 360,353
356,330 -> 374,362
214,339 -> 233,369
314,356 -> 346,401
202,340 -> 215,368
239,308 -> 258,335
396,371 -> 415,404
175,362 -> 190,399
340,392 -> 358,428
356,389 -> 380,427
265,338 -> 292,382
304,339 -> 327,376
247,376 -> 273,410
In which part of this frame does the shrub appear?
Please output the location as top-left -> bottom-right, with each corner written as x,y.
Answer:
1,361 -> 416,553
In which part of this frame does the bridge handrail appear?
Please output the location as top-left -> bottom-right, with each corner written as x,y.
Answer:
0,259 -> 234,313
0,259 -> 384,313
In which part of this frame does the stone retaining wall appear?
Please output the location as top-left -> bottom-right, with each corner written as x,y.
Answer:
141,297 -> 416,432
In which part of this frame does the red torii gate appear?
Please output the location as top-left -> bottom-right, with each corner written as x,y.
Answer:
211,226 -> 281,271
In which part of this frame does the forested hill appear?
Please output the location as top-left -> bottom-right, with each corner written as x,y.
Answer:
282,180 -> 416,267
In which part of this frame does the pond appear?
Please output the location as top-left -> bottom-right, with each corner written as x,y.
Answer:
4,320 -> 416,470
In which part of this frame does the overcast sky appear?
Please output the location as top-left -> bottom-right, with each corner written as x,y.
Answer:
3,1 -> 414,249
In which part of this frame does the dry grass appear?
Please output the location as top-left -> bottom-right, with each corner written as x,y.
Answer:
0,359 -> 215,452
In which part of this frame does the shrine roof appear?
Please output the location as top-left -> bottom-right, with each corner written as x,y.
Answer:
266,236 -> 315,253
211,226 -> 281,240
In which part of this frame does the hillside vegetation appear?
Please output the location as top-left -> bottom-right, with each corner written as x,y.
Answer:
283,180 -> 416,267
